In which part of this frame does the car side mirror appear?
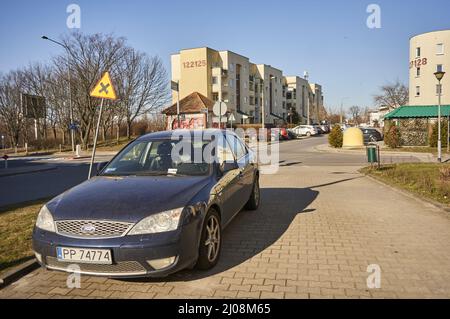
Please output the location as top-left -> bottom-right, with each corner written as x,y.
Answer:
219,161 -> 239,174
96,162 -> 108,175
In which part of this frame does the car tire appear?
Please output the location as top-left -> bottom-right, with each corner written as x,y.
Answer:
370,136 -> 377,142
195,209 -> 222,270
245,176 -> 260,211
306,132 -> 311,137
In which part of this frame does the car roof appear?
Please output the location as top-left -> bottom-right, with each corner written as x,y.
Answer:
137,129 -> 230,141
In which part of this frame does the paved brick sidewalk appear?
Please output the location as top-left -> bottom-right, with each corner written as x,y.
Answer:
1,163 -> 449,299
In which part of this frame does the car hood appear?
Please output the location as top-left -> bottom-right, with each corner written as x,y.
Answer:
47,175 -> 211,223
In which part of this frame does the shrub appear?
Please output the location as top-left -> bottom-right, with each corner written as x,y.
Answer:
429,120 -> 449,148
328,125 -> 343,148
384,125 -> 402,148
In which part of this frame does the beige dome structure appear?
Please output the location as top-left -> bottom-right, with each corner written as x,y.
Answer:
343,127 -> 364,148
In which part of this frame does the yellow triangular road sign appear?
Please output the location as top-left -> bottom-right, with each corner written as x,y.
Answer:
90,72 -> 117,100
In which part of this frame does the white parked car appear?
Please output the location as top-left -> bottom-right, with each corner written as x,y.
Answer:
290,125 -> 318,137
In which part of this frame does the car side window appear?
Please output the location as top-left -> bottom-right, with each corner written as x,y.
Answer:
217,135 -> 235,164
225,134 -> 245,160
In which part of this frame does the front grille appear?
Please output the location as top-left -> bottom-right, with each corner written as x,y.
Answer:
55,220 -> 134,239
46,257 -> 147,276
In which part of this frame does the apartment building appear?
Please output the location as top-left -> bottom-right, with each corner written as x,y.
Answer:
409,29 -> 450,105
171,47 -> 324,125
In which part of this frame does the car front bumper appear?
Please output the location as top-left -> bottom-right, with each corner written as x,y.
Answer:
32,218 -> 201,278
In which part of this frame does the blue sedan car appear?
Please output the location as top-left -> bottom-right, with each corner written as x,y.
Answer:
32,130 -> 260,278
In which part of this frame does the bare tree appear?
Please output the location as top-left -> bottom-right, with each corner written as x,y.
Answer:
374,80 -> 409,110
59,32 -> 128,149
114,50 -> 169,139
349,105 -> 361,125
0,71 -> 25,148
0,32 -> 170,150
21,63 -> 53,141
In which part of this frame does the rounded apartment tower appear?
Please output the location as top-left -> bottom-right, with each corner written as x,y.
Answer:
409,29 -> 450,106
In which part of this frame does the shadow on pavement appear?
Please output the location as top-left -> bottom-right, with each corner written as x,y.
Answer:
123,187 -> 319,283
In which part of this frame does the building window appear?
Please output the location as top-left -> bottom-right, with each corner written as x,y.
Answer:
416,86 -> 420,96
229,79 -> 234,88
416,47 -> 421,57
212,76 -> 218,84
212,93 -> 219,101
437,64 -> 444,72
416,67 -> 421,77
229,63 -> 234,72
437,43 -> 444,55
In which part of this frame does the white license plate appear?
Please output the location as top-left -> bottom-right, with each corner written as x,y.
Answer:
56,247 -> 112,264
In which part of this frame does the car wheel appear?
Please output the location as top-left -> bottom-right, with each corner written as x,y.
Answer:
370,136 -> 377,142
245,176 -> 260,211
196,209 -> 221,270
306,132 -> 311,137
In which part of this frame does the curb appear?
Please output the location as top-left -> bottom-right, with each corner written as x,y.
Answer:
0,259 -> 39,289
314,144 -> 436,162
363,173 -> 450,213
0,166 -> 57,178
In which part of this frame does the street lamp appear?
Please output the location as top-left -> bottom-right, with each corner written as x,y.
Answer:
41,35 -> 75,153
434,71 -> 445,163
340,97 -> 349,124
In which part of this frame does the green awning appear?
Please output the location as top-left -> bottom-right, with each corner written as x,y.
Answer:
384,105 -> 450,119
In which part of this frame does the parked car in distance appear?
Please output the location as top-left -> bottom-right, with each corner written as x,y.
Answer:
320,124 -> 330,134
319,121 -> 330,133
314,125 -> 325,135
360,128 -> 383,144
32,129 -> 260,278
290,125 -> 318,137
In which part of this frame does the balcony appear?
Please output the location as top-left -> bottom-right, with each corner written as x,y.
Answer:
212,82 -> 229,93
212,67 -> 228,78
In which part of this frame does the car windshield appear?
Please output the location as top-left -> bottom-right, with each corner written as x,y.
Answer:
101,138 -> 212,177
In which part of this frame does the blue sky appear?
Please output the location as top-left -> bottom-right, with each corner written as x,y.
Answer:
1,0 -> 449,111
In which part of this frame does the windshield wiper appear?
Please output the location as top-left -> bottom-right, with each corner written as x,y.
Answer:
134,172 -> 175,176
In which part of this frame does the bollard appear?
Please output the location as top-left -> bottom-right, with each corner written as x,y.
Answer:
2,154 -> 8,169
75,144 -> 81,158
25,143 -> 28,155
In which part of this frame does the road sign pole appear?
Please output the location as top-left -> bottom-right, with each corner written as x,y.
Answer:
219,102 -> 222,129
88,98 -> 104,179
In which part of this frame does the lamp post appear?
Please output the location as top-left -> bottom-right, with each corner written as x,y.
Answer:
340,97 -> 349,124
41,36 -> 75,153
434,71 -> 445,163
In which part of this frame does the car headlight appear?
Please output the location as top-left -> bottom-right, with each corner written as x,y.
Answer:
35,205 -> 56,233
128,208 -> 183,235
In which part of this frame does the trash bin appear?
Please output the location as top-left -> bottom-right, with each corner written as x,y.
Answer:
367,146 -> 378,163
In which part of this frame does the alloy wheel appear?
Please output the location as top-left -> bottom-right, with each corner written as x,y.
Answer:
204,215 -> 220,262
